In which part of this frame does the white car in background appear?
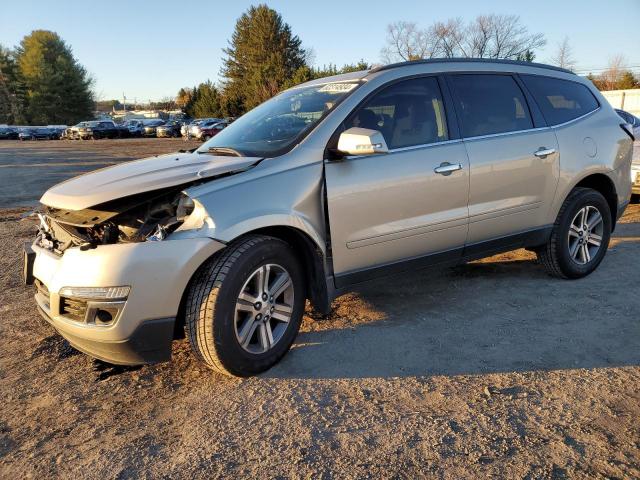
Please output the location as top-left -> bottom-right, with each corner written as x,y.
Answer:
188,118 -> 222,138
616,110 -> 640,199
124,120 -> 144,137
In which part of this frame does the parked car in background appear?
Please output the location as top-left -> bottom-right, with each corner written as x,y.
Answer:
123,119 -> 144,137
198,121 -> 227,141
180,122 -> 190,137
0,126 -> 19,140
615,109 -> 640,138
48,126 -> 67,139
156,120 -> 182,138
78,120 -> 122,140
190,118 -> 223,139
142,119 -> 165,137
19,127 -> 58,140
63,122 -> 89,140
26,59 -> 633,377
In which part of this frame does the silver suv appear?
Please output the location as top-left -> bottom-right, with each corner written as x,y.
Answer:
25,59 -> 634,376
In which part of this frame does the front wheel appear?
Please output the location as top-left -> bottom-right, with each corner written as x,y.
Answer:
185,235 -> 305,376
538,187 -> 611,279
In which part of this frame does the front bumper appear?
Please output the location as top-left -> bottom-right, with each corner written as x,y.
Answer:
37,303 -> 175,364
29,236 -> 226,365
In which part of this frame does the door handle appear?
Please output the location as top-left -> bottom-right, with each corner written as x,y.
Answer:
534,147 -> 556,158
434,162 -> 462,176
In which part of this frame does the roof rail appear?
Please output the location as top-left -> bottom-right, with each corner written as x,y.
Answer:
369,58 -> 575,75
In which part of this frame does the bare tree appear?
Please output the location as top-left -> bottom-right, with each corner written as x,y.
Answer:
380,21 -> 436,63
431,18 -> 467,58
381,14 -> 546,63
550,37 -> 575,70
601,54 -> 627,90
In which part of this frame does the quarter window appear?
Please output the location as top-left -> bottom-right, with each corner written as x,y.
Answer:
345,77 -> 449,149
520,75 -> 599,125
450,74 -> 533,137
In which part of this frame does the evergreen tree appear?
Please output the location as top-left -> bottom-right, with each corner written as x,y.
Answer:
516,50 -> 536,62
0,45 -> 26,124
190,81 -> 223,118
16,30 -> 94,124
221,5 -> 307,111
617,71 -> 638,89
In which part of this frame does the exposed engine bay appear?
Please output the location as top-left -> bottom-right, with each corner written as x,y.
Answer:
36,188 -> 196,254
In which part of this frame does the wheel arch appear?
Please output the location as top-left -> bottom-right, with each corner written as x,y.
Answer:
241,225 -> 332,316
572,173 -> 618,230
173,224 -> 332,339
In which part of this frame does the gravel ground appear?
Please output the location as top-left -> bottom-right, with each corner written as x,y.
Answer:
0,138 -> 200,207
0,140 -> 639,478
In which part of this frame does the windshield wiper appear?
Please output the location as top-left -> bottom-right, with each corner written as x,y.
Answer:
199,146 -> 243,157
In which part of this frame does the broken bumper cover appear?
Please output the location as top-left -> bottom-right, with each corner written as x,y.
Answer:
37,306 -> 175,365
31,236 -> 226,365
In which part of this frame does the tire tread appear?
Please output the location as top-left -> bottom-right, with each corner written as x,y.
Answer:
185,235 -> 291,376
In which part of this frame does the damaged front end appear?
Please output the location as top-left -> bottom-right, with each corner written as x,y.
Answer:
37,188 -> 200,254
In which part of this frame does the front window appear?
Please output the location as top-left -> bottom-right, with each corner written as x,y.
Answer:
344,77 -> 449,150
197,81 -> 361,157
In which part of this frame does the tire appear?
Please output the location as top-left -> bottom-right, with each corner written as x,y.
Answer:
185,235 -> 305,377
203,134 -> 211,142
538,187 -> 611,279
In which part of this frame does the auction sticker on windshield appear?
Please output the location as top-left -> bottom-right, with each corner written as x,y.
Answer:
319,83 -> 359,93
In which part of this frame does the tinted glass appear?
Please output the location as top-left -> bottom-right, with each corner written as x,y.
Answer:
521,75 -> 599,126
197,82 -> 360,157
345,77 -> 448,149
451,74 -> 533,137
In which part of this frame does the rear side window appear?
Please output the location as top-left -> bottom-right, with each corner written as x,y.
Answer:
450,74 -> 533,137
520,75 -> 599,126
345,77 -> 449,149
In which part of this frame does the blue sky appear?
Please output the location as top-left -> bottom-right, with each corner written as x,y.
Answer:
2,0 -> 639,101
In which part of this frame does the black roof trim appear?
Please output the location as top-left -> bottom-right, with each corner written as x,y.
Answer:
370,58 -> 575,75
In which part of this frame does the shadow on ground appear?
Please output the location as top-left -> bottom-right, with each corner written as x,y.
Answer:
264,219 -> 640,380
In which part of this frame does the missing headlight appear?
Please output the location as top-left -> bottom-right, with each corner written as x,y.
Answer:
43,190 -> 198,248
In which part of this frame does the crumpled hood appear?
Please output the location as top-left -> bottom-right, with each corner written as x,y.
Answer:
40,151 -> 261,210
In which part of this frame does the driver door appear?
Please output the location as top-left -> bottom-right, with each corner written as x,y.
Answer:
324,76 -> 470,286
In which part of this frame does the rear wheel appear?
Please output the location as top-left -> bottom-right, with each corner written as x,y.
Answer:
203,134 -> 211,142
538,187 -> 611,279
185,235 -> 305,377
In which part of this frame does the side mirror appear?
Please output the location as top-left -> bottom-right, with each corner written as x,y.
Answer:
337,127 -> 389,156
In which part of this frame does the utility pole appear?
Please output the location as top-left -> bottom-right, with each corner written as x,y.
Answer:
123,93 -> 126,114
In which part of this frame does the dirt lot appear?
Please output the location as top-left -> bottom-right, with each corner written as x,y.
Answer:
0,138 -> 200,207
0,140 -> 639,478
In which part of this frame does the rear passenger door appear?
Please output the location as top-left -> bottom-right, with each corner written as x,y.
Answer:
448,73 -> 559,246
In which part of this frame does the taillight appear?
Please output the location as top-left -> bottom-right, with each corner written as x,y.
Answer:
620,123 -> 635,141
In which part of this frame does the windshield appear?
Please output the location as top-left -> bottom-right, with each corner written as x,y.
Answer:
197,81 -> 361,157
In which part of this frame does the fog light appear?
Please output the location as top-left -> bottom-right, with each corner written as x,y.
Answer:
59,286 -> 130,300
94,309 -> 114,325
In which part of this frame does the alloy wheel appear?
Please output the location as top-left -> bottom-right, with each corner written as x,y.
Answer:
233,263 -> 294,354
567,205 -> 604,265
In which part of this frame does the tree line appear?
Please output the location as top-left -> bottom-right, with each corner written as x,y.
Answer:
1,5 -> 638,125
176,5 -> 369,119
0,31 -> 94,125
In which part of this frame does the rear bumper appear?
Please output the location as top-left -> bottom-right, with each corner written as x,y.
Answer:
37,303 -> 174,364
